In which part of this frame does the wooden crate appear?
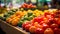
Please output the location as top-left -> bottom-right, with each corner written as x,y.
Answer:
0,20 -> 30,34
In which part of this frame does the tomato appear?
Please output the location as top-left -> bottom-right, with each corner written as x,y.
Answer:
29,26 -> 36,33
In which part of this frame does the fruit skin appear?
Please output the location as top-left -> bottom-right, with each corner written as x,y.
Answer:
11,19 -> 19,26
42,23 -> 49,30
54,18 -> 58,23
28,12 -> 33,17
34,22 -> 43,28
33,17 -> 43,23
44,12 -> 50,16
6,18 -> 12,23
46,15 -> 53,19
54,28 -> 60,34
57,19 -> 60,25
50,23 -> 58,29
39,21 -> 44,25
35,28 -> 44,34
22,21 -> 30,29
8,11 -> 15,15
21,3 -> 36,8
10,17 -> 20,26
29,26 -> 36,33
25,24 -> 31,31
44,28 -> 54,34
24,3 -> 28,7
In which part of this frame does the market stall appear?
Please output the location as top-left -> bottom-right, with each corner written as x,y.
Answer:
0,0 -> 60,34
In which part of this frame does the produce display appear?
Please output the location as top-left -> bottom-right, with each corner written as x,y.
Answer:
0,9 -> 17,21
0,6 -> 7,17
20,3 -> 36,9
18,11 -> 35,27
5,9 -> 43,26
0,3 -> 60,34
6,11 -> 24,26
22,9 -> 60,34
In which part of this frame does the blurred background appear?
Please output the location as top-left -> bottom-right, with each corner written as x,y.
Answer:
0,0 -> 60,8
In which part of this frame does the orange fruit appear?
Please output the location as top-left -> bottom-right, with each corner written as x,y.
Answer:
9,19 -> 12,23
10,15 -> 16,19
29,26 -> 36,33
44,28 -> 54,34
11,19 -> 18,26
12,17 -> 17,20
15,11 -> 21,15
6,18 -> 11,22
17,15 -> 21,18
23,11 -> 27,15
16,18 -> 20,21
34,22 -> 43,28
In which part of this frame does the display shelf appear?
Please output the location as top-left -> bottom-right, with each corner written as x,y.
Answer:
0,19 -> 30,34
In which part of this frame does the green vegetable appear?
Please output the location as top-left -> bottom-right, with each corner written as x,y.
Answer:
4,13 -> 8,17
18,21 -> 23,27
28,12 -> 33,17
24,15 -> 29,20
11,9 -> 17,12
8,11 -> 14,14
0,16 -> 4,20
2,17 -> 6,21
0,16 -> 6,21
